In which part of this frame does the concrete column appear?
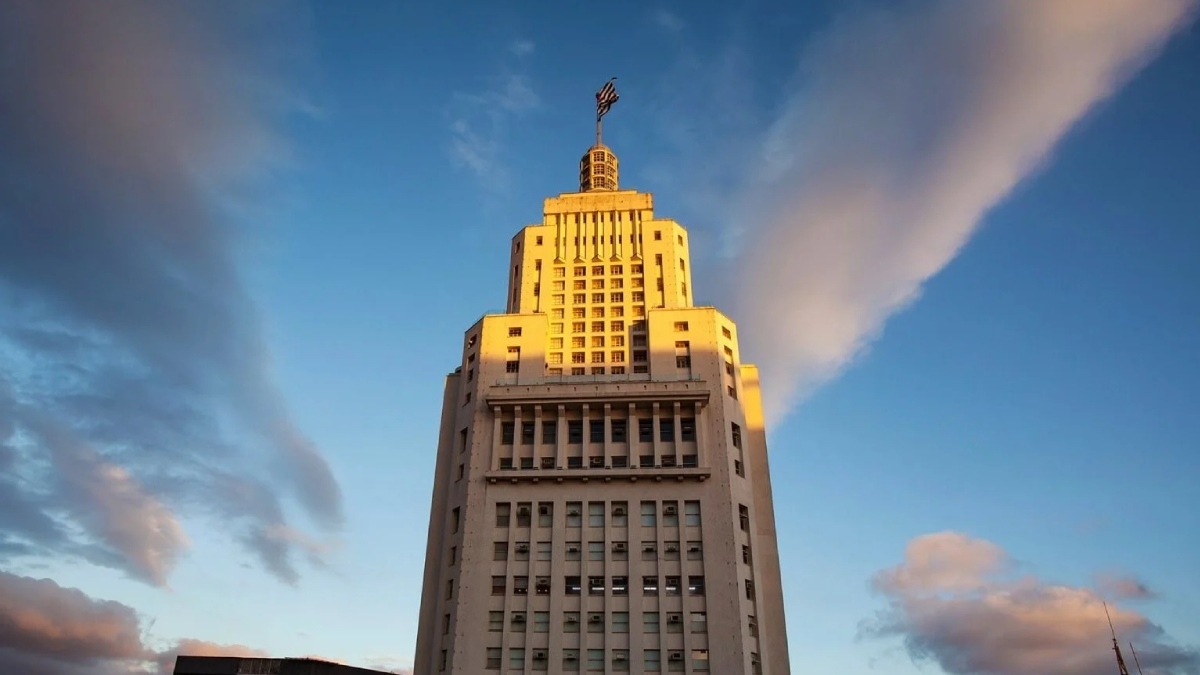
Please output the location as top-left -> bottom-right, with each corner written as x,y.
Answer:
556,405 -> 567,468
602,403 -> 612,467
491,407 -> 503,471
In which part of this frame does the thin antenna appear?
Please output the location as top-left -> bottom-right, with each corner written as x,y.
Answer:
1105,602 -> 1131,675
1130,642 -> 1144,675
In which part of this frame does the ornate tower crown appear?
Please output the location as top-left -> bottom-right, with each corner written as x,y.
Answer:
579,143 -> 618,192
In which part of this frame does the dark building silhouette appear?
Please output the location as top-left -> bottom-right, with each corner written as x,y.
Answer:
172,656 -> 393,675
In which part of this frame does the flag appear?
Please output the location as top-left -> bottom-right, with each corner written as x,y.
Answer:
596,78 -> 619,120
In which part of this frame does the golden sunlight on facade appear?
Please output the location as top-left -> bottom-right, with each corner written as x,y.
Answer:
413,139 -> 791,674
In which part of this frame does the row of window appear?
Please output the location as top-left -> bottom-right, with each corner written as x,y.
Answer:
493,540 -> 710,561
501,419 -> 697,445
491,575 -> 706,596
495,502 -> 701,528
497,454 -> 699,470
551,292 -> 639,305
551,333 -> 647,347
549,264 -> 645,277
489,610 -> 706,633
479,647 -> 710,672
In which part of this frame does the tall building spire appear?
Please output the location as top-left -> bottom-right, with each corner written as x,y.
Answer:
580,79 -> 620,192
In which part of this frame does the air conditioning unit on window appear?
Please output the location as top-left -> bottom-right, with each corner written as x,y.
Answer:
688,544 -> 702,553
565,653 -> 578,661
665,544 -> 679,553
613,542 -> 627,552
669,652 -> 684,661
567,509 -> 581,516
614,654 -> 627,662
517,506 -> 531,516
668,614 -> 682,624
567,545 -> 580,553
589,615 -> 604,624
643,545 -> 656,553
512,613 -> 525,623
664,505 -> 677,516
566,615 -> 579,624
534,651 -> 547,660
515,543 -> 529,553
538,505 -> 550,515
612,506 -> 626,516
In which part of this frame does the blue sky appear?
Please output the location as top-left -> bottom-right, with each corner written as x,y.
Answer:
0,1 -> 1198,674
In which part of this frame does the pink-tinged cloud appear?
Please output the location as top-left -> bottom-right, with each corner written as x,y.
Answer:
862,532 -> 1198,675
731,0 -> 1198,423
0,572 -> 143,664
152,639 -> 269,674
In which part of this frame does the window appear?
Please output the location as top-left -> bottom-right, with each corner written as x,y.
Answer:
728,385 -> 738,399
641,501 -> 656,526
568,421 -> 583,443
588,649 -> 604,672
640,453 -> 654,467
566,502 -> 582,527
665,576 -> 681,596
499,457 -> 514,470
613,650 -> 630,671
589,420 -> 604,442
655,254 -> 663,265
521,422 -> 535,444
683,454 -> 698,467
449,545 -> 457,565
638,419 -> 653,442
549,352 -> 563,365
611,419 -> 627,443
574,294 -> 586,304
748,615 -> 758,637
445,579 -> 453,599
489,611 -> 504,631
643,575 -> 659,595
612,335 -> 625,347
745,579 -> 756,599
612,366 -> 626,374
664,540 -> 680,560
554,266 -> 566,278
501,422 -> 515,445
633,350 -> 647,362
611,502 -> 628,526
743,544 -> 752,564
632,291 -> 645,302
687,541 -> 703,560
451,507 -> 460,533
612,455 -> 628,466
515,541 -> 530,560
675,355 -> 690,368
685,501 -> 701,526
491,575 -> 505,596
571,367 -> 586,375
751,653 -> 762,675
572,352 -> 585,364
568,456 -> 583,469
573,306 -> 586,318
642,541 -> 657,560
739,504 -> 750,531
565,575 -> 581,595
659,419 -> 675,442
610,292 -> 624,303
517,502 -> 532,527
610,320 -> 625,333
612,576 -> 628,595
588,502 -> 604,527
551,321 -> 563,332
514,576 -> 528,595
509,327 -> 522,337
592,265 -> 604,275
591,279 -> 604,289
588,541 -> 604,561
591,351 -> 604,363
496,503 -> 511,527
591,367 -> 605,375
691,650 -> 709,671
732,423 -> 742,448
494,542 -> 508,560
611,278 -> 623,288
564,611 -> 581,632
657,278 -> 664,291
611,351 -> 625,362
510,648 -> 525,670
542,421 -> 557,443
645,650 -> 661,672
666,613 -> 683,633
529,611 -> 548,634
572,321 -> 585,333
680,418 -> 695,441
673,321 -> 689,332
486,647 -> 502,670
574,266 -> 586,276
592,293 -> 604,303
688,575 -> 706,595
611,305 -> 624,316
654,230 -> 662,240
644,611 -> 661,633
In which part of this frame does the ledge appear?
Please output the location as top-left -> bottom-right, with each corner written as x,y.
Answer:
485,379 -> 711,407
484,466 -> 710,484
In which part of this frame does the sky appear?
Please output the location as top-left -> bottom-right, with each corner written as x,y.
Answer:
0,1 -> 1198,674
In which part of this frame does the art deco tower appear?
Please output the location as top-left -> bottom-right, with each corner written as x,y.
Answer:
414,90 -> 790,674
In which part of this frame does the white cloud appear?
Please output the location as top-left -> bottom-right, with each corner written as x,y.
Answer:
448,47 -> 540,189
725,0 -> 1197,423
862,532 -> 1198,675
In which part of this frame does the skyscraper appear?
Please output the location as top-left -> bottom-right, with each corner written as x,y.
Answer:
414,105 -> 790,674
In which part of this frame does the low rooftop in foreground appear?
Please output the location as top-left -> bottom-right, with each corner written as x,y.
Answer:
173,656 -> 394,675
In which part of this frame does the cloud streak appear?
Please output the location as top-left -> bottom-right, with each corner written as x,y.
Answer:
728,0 -> 1197,422
862,532 -> 1198,675
0,1 -> 341,584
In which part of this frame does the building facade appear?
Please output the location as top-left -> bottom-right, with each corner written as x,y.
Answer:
414,142 -> 790,675
172,656 -> 392,675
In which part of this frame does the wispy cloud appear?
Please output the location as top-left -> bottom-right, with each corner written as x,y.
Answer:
861,532 -> 1198,675
727,0 -> 1198,422
448,40 -> 540,190
652,9 -> 684,34
0,1 -> 340,584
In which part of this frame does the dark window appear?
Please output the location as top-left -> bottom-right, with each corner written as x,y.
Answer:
520,457 -> 534,470
643,575 -> 658,595
499,457 -> 513,470
567,456 -> 583,469
451,507 -> 460,533
506,360 -> 519,373
665,576 -> 681,596
494,542 -> 508,560
680,418 -> 695,441
517,503 -> 532,527
542,421 -> 557,443
492,576 -> 506,595
501,422 -> 515,445
565,576 -> 581,595
659,419 -> 675,442
638,419 -> 653,442
588,576 -> 605,595
590,420 -> 604,443
612,576 -> 628,595
682,454 -> 698,467
639,454 -> 654,467
739,504 -> 750,531
612,455 -> 628,468
521,422 -> 535,444
732,423 -> 742,448
496,503 -> 510,527
611,419 -> 627,442
514,576 -> 528,595
688,576 -> 705,596
568,421 -> 583,443
509,327 -> 522,337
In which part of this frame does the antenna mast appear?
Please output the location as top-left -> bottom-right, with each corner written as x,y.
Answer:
1105,603 -> 1131,675
1130,642 -> 1145,675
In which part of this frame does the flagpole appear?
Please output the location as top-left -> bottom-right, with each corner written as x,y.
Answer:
596,114 -> 602,146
